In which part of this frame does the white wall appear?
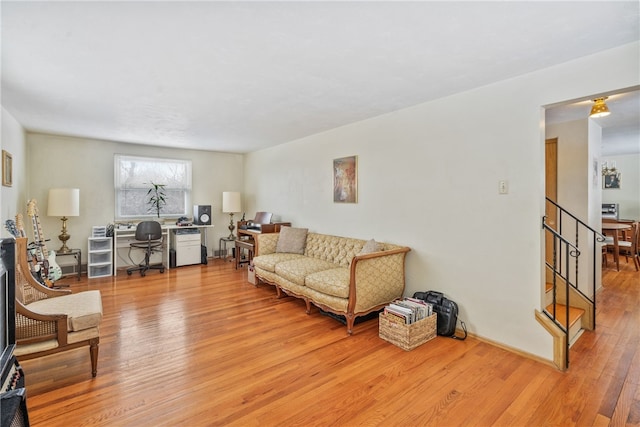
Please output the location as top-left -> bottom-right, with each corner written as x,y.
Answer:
26,133 -> 244,259
1,107 -> 27,236
601,153 -> 640,220
244,42 -> 640,361
547,119 -> 590,219
545,118 -> 604,295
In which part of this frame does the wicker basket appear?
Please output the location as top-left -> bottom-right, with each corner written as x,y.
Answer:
379,312 -> 437,351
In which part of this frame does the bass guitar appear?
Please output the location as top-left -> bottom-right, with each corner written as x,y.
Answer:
26,199 -> 62,284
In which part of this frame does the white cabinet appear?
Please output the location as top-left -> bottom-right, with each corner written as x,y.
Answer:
172,230 -> 201,267
88,237 -> 113,278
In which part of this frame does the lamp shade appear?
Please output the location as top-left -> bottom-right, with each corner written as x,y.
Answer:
47,188 -> 80,217
222,192 -> 241,213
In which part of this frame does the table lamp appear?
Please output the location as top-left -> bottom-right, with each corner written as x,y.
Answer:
222,191 -> 241,239
47,188 -> 80,254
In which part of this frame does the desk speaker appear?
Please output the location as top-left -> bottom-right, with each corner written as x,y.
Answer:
193,205 -> 211,225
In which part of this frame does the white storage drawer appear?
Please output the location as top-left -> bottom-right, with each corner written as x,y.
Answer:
173,230 -> 201,267
89,251 -> 111,265
88,236 -> 113,278
89,238 -> 111,252
175,233 -> 202,243
88,264 -> 112,278
176,244 -> 201,267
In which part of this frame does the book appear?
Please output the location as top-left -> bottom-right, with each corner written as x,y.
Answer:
384,298 -> 434,324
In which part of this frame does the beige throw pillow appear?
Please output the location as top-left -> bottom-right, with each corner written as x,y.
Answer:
275,227 -> 308,254
359,238 -> 381,255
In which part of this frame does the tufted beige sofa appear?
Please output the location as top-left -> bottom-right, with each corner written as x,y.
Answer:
253,231 -> 410,334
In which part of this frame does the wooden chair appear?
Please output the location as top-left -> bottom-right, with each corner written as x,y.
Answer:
606,221 -> 639,271
619,221 -> 639,270
13,237 -> 103,377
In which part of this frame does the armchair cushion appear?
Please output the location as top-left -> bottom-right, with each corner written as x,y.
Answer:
27,290 -> 103,332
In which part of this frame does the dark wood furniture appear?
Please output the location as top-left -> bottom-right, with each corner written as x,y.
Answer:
235,221 -> 291,269
602,222 -> 632,271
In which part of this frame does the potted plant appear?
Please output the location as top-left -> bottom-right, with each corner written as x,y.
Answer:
147,182 -> 166,218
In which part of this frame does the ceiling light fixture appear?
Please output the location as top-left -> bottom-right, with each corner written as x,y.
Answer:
590,97 -> 611,118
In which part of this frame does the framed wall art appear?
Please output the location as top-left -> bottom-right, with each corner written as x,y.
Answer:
602,161 -> 620,189
603,171 -> 621,189
2,150 -> 12,187
333,155 -> 357,203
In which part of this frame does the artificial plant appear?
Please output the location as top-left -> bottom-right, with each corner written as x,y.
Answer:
147,182 -> 167,218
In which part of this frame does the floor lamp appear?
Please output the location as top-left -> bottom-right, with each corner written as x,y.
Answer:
47,188 -> 80,254
222,192 -> 241,239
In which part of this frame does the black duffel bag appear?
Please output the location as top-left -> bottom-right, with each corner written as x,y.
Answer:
413,290 -> 467,340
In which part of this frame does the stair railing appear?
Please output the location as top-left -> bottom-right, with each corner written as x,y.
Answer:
542,218 -> 579,368
542,197 -> 606,368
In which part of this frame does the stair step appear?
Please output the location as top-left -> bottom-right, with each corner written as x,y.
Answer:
545,304 -> 584,329
545,282 -> 553,293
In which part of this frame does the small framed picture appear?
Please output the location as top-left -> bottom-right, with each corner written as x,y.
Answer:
603,172 -> 620,189
333,155 -> 357,203
2,150 -> 12,187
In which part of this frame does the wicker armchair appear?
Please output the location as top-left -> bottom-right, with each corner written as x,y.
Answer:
13,237 -> 103,377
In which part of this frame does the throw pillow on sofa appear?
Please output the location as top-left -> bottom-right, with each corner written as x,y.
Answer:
276,227 -> 308,254
359,238 -> 382,255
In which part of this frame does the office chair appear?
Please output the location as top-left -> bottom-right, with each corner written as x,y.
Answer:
126,221 -> 165,276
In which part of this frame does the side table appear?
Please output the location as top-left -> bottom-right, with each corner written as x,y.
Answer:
55,248 -> 82,281
219,237 -> 235,261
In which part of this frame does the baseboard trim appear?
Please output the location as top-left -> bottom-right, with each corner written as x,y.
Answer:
461,327 -> 558,370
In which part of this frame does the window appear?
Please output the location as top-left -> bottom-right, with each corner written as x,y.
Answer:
114,154 -> 192,219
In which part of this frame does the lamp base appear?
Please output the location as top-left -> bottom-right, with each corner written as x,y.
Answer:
227,213 -> 236,240
57,216 -> 72,254
57,244 -> 72,254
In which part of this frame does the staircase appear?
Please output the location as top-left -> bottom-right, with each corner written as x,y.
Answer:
537,198 -> 605,370
544,282 -> 585,346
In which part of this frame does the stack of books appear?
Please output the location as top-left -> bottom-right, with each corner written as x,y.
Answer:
383,298 -> 433,325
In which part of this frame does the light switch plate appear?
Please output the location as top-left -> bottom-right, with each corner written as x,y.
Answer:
499,180 -> 509,194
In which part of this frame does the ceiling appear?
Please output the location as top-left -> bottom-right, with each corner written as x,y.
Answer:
2,1 -> 639,154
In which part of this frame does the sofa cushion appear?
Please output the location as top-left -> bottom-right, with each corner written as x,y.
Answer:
253,253 -> 307,273
275,258 -> 337,287
27,290 -> 103,332
276,227 -> 308,254
305,268 -> 350,299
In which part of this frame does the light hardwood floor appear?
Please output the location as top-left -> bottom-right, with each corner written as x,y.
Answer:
19,257 -> 639,426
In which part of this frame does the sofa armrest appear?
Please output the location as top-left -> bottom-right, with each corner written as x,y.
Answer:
348,247 -> 410,313
255,233 -> 280,256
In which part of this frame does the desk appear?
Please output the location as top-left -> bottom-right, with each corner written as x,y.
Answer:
233,222 -> 291,269
114,224 -> 213,272
237,222 -> 291,256
602,223 -> 631,271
